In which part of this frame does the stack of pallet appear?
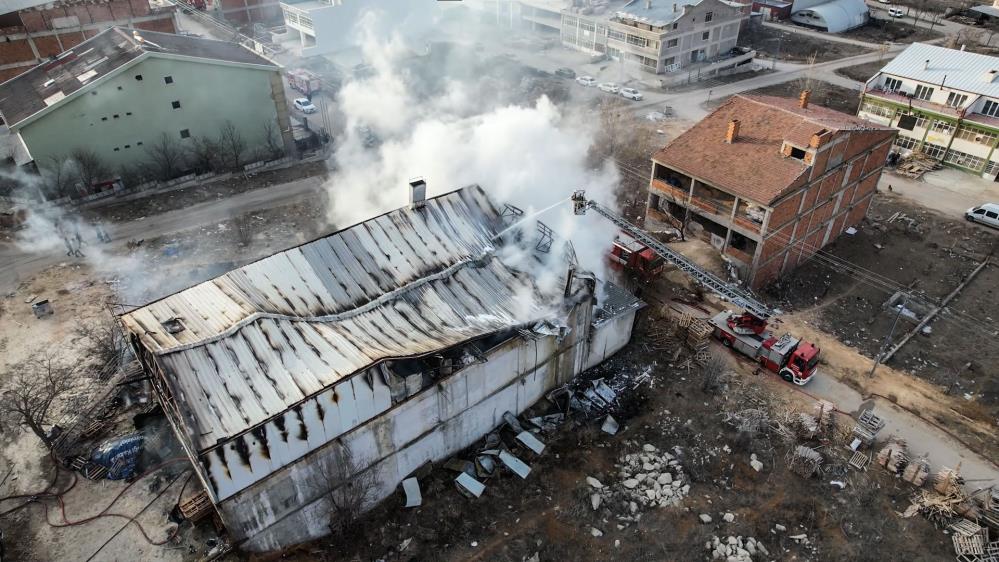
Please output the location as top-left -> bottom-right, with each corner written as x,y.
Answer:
896,151 -> 942,179
687,320 -> 713,364
951,520 -> 989,559
876,438 -> 909,474
786,445 -> 823,478
902,457 -> 931,487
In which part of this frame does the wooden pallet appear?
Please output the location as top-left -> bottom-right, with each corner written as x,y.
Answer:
848,450 -> 870,471
180,490 -> 213,522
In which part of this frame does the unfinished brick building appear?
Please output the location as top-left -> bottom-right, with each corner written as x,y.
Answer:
0,0 -> 177,83
647,92 -> 895,288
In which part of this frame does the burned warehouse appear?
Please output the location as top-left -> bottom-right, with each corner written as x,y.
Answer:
118,183 -> 642,551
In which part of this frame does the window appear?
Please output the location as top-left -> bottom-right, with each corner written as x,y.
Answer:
883,77 -> 901,92
705,11 -> 713,22
608,29 -> 626,41
113,147 -> 120,152
626,34 -> 647,47
126,112 -> 132,116
913,84 -> 934,101
124,144 -> 130,149
137,141 -> 143,146
790,146 -> 806,160
914,115 -> 929,128
946,92 -> 968,107
117,86 -> 123,91
171,100 -> 181,109
113,114 -> 119,119
180,129 -> 190,139
135,74 -> 143,81
861,101 -> 894,119
164,76 -> 173,84
666,38 -> 678,48
955,126 -> 998,145
894,135 -> 918,150
982,99 -> 999,117
921,142 -> 946,159
988,210 -> 999,219
985,160 -> 999,175
663,56 -> 676,66
944,149 -> 985,170
672,22 -> 678,29
101,116 -> 108,121
931,120 -> 955,135
580,21 -> 594,32
702,31 -> 710,40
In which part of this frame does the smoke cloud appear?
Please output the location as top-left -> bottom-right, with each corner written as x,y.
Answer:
325,13 -> 624,300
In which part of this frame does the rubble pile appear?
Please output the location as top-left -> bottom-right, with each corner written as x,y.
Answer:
591,443 -> 689,513
705,535 -> 768,561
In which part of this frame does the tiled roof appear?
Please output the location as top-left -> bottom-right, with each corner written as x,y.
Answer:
652,94 -> 893,205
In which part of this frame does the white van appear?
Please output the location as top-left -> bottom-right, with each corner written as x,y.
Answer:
966,203 -> 999,229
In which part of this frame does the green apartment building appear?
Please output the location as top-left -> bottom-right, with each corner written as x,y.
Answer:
0,27 -> 293,192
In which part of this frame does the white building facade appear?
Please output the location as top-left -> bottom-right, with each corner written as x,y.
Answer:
858,43 -> 999,179
560,0 -> 748,75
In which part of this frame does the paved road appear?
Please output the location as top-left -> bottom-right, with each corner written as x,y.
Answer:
0,175 -> 326,289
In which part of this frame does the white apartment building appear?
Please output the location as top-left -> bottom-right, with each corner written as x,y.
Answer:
279,0 -> 442,56
858,43 -> 999,179
464,0 -> 565,34
560,0 -> 749,75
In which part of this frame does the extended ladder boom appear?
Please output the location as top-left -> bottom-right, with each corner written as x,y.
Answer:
572,190 -> 773,319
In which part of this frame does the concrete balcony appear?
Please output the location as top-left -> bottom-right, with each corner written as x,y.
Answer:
864,88 -> 960,118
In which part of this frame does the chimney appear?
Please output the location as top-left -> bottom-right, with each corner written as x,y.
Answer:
409,177 -> 426,209
799,89 -> 811,109
646,0 -> 652,8
987,69 -> 999,83
725,119 -> 740,143
924,59 -> 930,70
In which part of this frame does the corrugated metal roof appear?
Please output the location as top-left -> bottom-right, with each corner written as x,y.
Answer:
121,186 -> 562,450
791,0 -> 868,33
879,43 -> 999,99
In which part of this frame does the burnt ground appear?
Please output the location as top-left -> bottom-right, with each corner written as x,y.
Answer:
274,316 -> 953,562
836,58 -> 896,83
841,18 -> 944,44
738,24 -> 871,63
705,80 -> 862,115
764,193 -> 999,412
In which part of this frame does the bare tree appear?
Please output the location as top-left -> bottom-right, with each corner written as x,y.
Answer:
188,136 -> 222,174
75,313 -> 126,378
42,155 -> 77,199
144,132 -> 186,181
308,441 -> 375,537
262,119 -> 283,160
217,120 -> 246,172
69,148 -> 110,191
699,351 -> 728,394
793,54 -> 818,95
0,353 -> 78,447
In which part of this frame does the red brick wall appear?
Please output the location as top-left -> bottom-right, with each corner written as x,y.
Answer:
759,221 -> 794,264
810,199 -> 835,227
33,35 -> 62,58
767,192 -> 803,231
854,173 -> 879,202
863,141 -> 892,175
817,168 -> 845,201
752,253 -> 786,287
135,17 -> 176,32
811,147 -> 831,178
19,11 -> 46,32
0,40 -> 35,64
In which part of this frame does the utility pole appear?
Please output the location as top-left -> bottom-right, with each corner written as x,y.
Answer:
869,294 -> 907,378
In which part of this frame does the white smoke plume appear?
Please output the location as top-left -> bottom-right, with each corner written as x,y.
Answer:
326,14 -> 625,307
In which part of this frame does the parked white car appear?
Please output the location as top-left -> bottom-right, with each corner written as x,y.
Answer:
576,75 -> 597,86
293,98 -> 317,114
888,7 -> 904,17
966,203 -> 999,229
620,87 -> 643,101
598,82 -> 620,94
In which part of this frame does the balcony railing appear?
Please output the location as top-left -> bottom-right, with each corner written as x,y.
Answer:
864,87 -> 961,118
732,214 -> 763,235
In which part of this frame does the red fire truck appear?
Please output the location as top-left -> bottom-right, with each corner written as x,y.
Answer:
708,311 -> 819,385
609,233 -> 665,282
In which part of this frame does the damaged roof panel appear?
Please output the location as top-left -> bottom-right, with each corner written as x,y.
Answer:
122,186 -> 560,450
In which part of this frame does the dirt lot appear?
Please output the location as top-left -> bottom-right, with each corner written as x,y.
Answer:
842,18 -> 944,43
836,58 -> 896,83
738,24 -> 871,63
765,193 -> 999,427
279,317 -> 954,562
706,80 -> 862,115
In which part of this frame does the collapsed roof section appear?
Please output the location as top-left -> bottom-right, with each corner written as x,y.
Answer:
120,185 -> 576,452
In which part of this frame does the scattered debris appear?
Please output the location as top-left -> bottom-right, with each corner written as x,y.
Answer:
455,472 -> 485,498
601,414 -> 620,435
402,477 -> 422,508
700,513 -> 713,524
705,535 -> 769,560
786,446 -> 823,478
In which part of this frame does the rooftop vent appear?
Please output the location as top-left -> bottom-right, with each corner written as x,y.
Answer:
986,69 -> 999,83
924,59 -> 930,70
409,177 -> 426,210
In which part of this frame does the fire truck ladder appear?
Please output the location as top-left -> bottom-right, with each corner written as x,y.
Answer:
571,190 -> 773,320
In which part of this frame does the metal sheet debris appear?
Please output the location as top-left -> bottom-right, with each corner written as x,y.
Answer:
516,431 -> 546,454
601,415 -> 620,435
475,455 -> 497,477
503,411 -> 525,434
499,450 -> 531,479
402,477 -> 422,508
455,472 -> 486,498
528,414 -> 565,433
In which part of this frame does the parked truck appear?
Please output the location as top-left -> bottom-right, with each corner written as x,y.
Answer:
288,69 -> 322,97
609,233 -> 665,282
